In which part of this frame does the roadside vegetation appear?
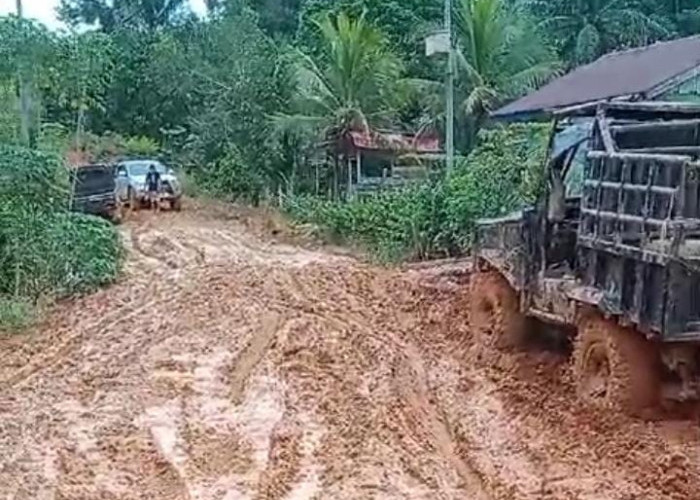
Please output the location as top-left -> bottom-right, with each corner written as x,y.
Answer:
0,146 -> 122,330
0,0 -> 699,325
284,123 -> 548,261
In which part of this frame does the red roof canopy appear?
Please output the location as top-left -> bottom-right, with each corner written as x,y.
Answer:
347,131 -> 441,153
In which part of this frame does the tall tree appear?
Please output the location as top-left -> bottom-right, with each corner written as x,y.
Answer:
16,0 -> 31,146
43,32 -> 115,148
298,0 -> 442,78
525,0 -> 669,64
455,0 -> 560,125
0,16 -> 54,146
641,0 -> 700,36
59,0 -> 189,30
275,11 -> 403,195
278,11 -> 402,142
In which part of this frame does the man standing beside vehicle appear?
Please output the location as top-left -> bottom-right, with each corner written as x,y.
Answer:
145,163 -> 162,211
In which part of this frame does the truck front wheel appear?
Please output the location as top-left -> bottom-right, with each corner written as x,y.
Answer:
573,313 -> 660,416
470,271 -> 526,350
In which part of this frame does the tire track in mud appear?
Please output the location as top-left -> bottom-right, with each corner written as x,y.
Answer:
8,204 -> 700,500
274,269 -> 491,498
230,313 -> 283,404
396,344 -> 490,499
0,294 -> 175,390
0,219 -> 221,392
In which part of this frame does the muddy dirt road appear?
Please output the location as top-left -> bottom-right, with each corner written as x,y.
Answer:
2,202 -> 700,499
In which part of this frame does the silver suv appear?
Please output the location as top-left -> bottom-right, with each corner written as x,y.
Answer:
115,159 -> 183,211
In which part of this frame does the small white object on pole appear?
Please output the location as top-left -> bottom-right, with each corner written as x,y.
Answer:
425,30 -> 450,57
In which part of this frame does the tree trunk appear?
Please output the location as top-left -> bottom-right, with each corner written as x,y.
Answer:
347,155 -> 352,200
333,154 -> 339,201
68,107 -> 86,209
315,160 -> 319,197
16,0 -> 32,147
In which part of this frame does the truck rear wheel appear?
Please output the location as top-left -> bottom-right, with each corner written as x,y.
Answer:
470,271 -> 526,350
573,314 -> 660,416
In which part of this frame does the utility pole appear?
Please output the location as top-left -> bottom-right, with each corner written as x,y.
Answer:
16,0 -> 32,147
444,0 -> 455,172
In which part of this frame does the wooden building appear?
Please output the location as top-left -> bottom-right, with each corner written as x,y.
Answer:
342,130 -> 441,196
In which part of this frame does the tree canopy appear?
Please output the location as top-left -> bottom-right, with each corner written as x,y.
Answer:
0,0 -> 697,198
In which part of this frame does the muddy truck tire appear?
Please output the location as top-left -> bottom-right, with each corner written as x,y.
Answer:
470,271 -> 527,350
573,313 -> 661,416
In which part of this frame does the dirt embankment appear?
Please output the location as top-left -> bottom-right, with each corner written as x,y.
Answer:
1,201 -> 699,500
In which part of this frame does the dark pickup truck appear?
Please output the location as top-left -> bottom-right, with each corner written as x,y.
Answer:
70,164 -> 119,221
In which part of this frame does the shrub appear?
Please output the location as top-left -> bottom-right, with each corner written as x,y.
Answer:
284,123 -> 549,260
0,297 -> 34,333
285,183 -> 446,262
69,132 -> 161,164
439,122 -> 549,251
0,208 -> 123,300
0,146 -> 123,329
196,145 -> 265,205
123,135 -> 160,157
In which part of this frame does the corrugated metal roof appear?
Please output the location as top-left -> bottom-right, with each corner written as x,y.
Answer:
493,35 -> 700,120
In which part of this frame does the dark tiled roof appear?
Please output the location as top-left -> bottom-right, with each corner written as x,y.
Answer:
493,36 -> 700,120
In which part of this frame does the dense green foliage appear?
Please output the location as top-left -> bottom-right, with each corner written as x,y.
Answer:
0,0 -> 698,307
456,0 -> 561,122
285,123 -> 549,260
4,0 -> 696,176
0,146 -> 122,330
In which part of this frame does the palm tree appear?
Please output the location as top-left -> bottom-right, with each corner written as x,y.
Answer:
641,0 -> 700,37
274,11 -> 403,196
525,0 -> 669,65
455,0 -> 561,127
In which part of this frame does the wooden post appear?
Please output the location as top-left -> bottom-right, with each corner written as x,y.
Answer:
347,155 -> 353,199
356,150 -> 361,186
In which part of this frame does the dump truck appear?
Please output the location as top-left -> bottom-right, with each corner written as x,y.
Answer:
472,102 -> 700,415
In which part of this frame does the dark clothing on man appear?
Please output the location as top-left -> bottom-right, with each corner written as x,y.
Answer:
145,170 -> 161,192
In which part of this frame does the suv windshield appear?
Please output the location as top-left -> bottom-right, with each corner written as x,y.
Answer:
125,161 -> 166,176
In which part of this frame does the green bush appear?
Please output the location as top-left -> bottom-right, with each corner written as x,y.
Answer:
0,146 -> 123,329
0,297 -> 34,332
285,183 -> 445,262
0,207 -> 123,300
284,123 -> 549,260
123,135 -> 160,157
196,145 -> 265,205
72,132 -> 161,163
439,122 -> 549,250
